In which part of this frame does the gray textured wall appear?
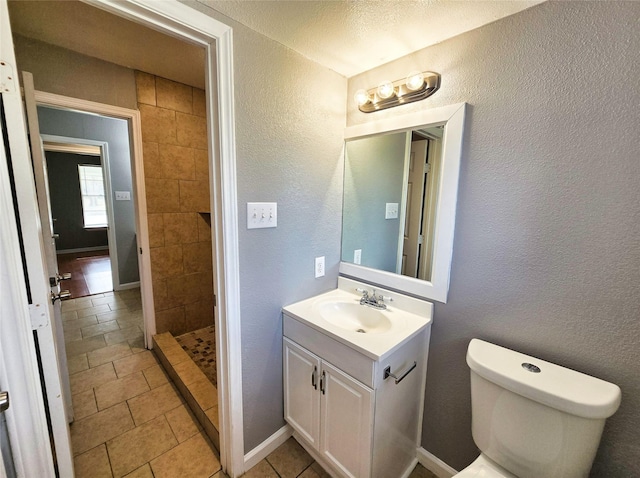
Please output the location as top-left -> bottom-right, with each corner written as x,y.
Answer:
347,2 -> 640,475
342,133 -> 406,271
38,107 -> 140,286
187,1 -> 347,451
13,34 -> 137,110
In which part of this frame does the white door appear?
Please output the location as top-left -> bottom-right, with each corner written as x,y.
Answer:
22,72 -> 74,422
283,338 -> 321,447
403,140 -> 429,277
320,361 -> 374,478
0,4 -> 74,474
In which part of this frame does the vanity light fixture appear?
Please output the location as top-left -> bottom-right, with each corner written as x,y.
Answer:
354,70 -> 441,113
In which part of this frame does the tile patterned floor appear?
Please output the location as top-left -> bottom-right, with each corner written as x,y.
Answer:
62,290 -> 437,478
57,249 -> 113,298
176,326 -> 217,387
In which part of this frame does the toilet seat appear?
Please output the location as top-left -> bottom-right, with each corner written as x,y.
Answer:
454,454 -> 517,478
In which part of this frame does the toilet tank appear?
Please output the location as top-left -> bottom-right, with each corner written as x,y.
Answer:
466,339 -> 621,478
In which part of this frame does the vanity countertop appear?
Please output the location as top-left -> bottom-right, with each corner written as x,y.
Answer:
283,277 -> 433,361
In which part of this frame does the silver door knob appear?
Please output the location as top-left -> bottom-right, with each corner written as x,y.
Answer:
57,272 -> 71,281
51,290 -> 71,304
52,233 -> 59,239
0,391 -> 8,412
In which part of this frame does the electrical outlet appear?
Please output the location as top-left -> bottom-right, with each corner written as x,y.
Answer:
115,191 -> 131,201
385,203 -> 399,219
315,256 -> 325,278
354,249 -> 362,264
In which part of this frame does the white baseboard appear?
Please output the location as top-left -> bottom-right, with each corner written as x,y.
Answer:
57,246 -> 108,254
244,424 -> 293,472
115,281 -> 140,291
417,447 -> 458,478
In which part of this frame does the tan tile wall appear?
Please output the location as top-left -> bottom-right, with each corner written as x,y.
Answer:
135,72 -> 214,335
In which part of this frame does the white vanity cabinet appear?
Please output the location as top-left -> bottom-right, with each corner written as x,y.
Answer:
284,337 -> 374,477
283,308 -> 430,478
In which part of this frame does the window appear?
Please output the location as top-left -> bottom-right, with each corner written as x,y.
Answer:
78,164 -> 108,228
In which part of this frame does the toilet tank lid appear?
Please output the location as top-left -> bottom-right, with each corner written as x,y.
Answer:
466,339 -> 621,419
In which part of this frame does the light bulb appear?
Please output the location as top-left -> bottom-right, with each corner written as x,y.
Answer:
405,71 -> 425,91
354,89 -> 371,106
377,81 -> 395,100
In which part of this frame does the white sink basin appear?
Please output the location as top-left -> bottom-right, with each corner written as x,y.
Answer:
315,301 -> 392,334
283,278 -> 433,360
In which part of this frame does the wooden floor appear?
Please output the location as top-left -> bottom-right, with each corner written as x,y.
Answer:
57,249 -> 112,298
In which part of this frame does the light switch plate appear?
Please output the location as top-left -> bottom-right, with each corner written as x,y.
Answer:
247,202 -> 277,229
385,202 -> 399,219
115,191 -> 131,201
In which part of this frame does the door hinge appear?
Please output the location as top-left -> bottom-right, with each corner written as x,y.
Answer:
139,247 -> 143,254
424,163 -> 431,174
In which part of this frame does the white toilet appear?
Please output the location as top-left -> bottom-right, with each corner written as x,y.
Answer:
456,339 -> 621,478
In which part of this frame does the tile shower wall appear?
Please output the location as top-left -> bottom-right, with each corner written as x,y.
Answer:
135,71 -> 214,335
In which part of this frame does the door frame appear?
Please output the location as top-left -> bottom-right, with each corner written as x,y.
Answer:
35,91 -> 157,346
82,0 -> 244,474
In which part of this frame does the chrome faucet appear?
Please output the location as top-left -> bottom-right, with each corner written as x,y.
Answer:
357,288 -> 391,310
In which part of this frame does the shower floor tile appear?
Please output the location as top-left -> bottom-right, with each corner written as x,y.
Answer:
175,326 -> 217,387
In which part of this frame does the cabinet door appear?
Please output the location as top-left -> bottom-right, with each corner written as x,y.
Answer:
283,338 -> 321,447
320,361 -> 374,478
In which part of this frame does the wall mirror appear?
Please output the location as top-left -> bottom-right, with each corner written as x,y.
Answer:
340,103 -> 466,302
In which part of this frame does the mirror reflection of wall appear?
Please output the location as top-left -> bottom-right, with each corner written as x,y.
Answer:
342,125 -> 444,282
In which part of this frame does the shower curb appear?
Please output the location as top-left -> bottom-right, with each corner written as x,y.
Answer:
153,332 -> 220,452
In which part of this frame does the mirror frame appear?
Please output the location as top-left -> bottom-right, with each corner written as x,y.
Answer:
340,102 -> 466,303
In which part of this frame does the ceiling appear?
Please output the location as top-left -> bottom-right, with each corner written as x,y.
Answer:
8,0 -> 544,86
208,0 -> 545,77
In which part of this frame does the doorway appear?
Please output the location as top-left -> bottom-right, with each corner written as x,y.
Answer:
43,141 -> 117,298
5,0 -> 244,475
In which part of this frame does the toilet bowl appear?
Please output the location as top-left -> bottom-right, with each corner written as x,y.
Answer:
455,454 -> 515,478
454,339 -> 621,478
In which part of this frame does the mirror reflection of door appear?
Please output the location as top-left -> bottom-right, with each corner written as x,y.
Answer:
403,139 -> 428,277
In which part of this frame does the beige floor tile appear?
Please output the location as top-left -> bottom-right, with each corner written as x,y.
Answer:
62,310 -> 79,321
64,327 -> 83,342
65,335 -> 107,358
142,364 -> 170,389
114,350 -> 158,377
95,371 -> 150,410
78,304 -> 111,317
211,470 -> 231,478
62,297 -> 94,312
97,309 -> 136,323
70,363 -> 117,395
150,434 -> 220,478
92,295 -> 126,307
162,344 -> 190,365
72,389 -> 97,420
62,315 -> 99,331
165,405 -> 201,443
243,459 -> 278,478
73,444 -> 113,478
88,343 -> 133,368
82,320 -> 121,339
70,402 -> 134,456
127,382 -> 183,425
299,462 -> 332,478
123,463 -> 154,478
105,325 -> 143,346
117,316 -> 144,330
106,415 -> 178,477
266,437 -> 314,478
190,378 -> 217,411
408,464 -> 439,478
128,336 -> 146,354
67,353 -> 89,375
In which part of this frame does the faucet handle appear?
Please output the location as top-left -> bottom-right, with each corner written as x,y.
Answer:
356,288 -> 368,297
